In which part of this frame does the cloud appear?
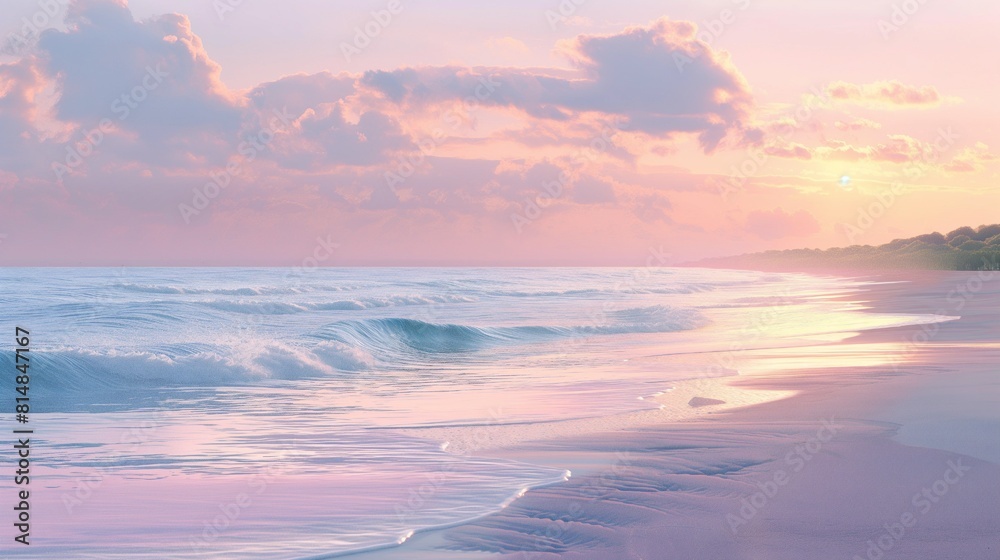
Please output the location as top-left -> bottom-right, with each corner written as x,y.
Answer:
40,0 -> 241,134
834,118 -> 882,131
486,36 -> 530,54
0,59 -> 44,170
573,177 -> 617,204
745,208 -> 820,240
818,135 -> 929,163
768,135 -> 936,164
490,160 -> 564,199
942,143 -> 998,173
764,142 -> 812,160
362,18 -> 755,151
247,72 -> 356,118
825,80 -> 946,109
279,104 -> 414,169
19,0 -> 422,176
1,7 -> 761,188
33,0 -> 246,169
364,156 -> 503,211
764,135 -> 994,176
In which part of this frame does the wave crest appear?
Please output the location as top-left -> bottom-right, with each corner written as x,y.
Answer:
316,306 -> 705,354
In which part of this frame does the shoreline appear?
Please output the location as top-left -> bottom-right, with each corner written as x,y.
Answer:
351,269 -> 1000,559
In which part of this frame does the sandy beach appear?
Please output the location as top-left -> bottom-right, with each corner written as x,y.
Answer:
357,270 -> 1000,559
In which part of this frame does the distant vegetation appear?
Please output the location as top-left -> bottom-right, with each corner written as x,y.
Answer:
697,225 -> 1000,271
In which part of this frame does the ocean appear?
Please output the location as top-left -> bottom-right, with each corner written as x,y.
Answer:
0,267 -> 950,558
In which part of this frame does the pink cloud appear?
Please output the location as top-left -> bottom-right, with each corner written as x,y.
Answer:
825,80 -> 945,109
834,118 -> 882,131
0,59 -> 44,171
361,17 -> 755,151
942,143 -> 997,173
764,142 -> 812,160
809,135 -> 932,164
41,1 -> 241,133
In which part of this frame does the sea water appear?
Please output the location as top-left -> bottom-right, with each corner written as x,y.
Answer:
0,267 -> 950,558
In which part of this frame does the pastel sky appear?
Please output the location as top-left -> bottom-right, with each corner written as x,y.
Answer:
1,0 -> 998,265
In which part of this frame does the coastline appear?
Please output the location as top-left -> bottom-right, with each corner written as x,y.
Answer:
352,269 -> 1000,559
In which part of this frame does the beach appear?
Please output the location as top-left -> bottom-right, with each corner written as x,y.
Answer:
2,267 -> 996,558
358,270 -> 1000,559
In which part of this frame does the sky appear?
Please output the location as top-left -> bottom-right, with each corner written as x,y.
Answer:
0,0 -> 998,265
